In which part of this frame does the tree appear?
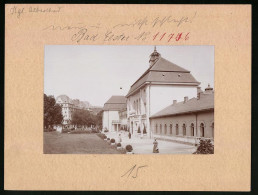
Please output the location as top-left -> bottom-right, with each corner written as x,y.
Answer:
44,94 -> 63,129
71,109 -> 94,127
95,110 -> 103,128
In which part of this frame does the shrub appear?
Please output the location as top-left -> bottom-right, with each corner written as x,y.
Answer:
44,128 -> 55,132
125,145 -> 133,152
62,129 -> 70,133
91,129 -> 99,133
193,139 -> 214,154
117,143 -> 121,147
137,126 -> 141,133
111,138 -> 115,143
69,130 -> 91,134
104,129 -> 109,132
107,138 -> 110,140
97,133 -> 106,139
104,135 -> 107,139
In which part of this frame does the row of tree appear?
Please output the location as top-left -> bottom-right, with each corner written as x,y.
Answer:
44,94 -> 103,129
71,109 -> 103,128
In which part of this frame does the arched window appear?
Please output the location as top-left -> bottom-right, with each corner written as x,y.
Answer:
200,123 -> 205,137
136,100 -> 138,114
191,123 -> 195,136
155,124 -> 158,133
176,124 -> 179,135
139,98 -> 141,114
183,124 -> 186,136
164,124 -> 167,135
170,124 -> 172,134
212,122 -> 214,138
160,124 -> 162,134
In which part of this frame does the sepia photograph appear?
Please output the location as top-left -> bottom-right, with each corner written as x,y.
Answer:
44,45 -> 214,154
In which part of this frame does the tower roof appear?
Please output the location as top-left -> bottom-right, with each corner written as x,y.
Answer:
126,57 -> 200,97
56,95 -> 72,103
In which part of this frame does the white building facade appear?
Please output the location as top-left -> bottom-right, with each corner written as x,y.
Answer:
102,96 -> 127,132
126,47 -> 200,138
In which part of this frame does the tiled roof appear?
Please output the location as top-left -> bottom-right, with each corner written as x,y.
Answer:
150,93 -> 214,118
103,96 -> 127,111
151,57 -> 190,72
105,96 -> 126,104
103,103 -> 127,111
56,95 -> 72,103
126,57 -> 199,97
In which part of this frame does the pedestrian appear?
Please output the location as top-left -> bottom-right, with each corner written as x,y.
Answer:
129,132 -> 131,139
118,134 -> 122,143
153,138 -> 159,153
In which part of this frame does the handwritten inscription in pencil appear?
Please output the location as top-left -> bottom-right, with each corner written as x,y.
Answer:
9,5 -> 63,18
121,165 -> 148,179
8,5 -> 197,43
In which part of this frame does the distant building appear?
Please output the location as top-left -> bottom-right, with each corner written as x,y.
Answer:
126,47 -> 200,138
56,95 -> 91,127
150,85 -> 214,145
102,96 -> 127,131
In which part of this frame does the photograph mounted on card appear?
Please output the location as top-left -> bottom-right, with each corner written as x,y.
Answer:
5,4 -> 251,191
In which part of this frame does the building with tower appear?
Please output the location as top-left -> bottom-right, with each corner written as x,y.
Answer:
126,47 -> 201,138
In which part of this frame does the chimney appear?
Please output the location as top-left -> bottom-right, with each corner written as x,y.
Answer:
184,96 -> 188,103
173,100 -> 177,105
197,86 -> 203,100
204,84 -> 213,94
149,46 -> 161,66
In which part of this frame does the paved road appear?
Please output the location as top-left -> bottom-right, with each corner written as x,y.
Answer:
44,132 -> 121,154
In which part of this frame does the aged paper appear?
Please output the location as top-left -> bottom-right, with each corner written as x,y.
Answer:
5,4 -> 251,191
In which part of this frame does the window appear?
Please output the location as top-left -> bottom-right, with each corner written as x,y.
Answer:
164,124 -> 167,135
211,122 -> 214,138
183,124 -> 186,136
176,124 -> 179,135
200,123 -> 205,137
191,123 -> 195,136
155,124 -> 158,133
170,124 -> 172,134
139,98 -> 141,114
136,100 -> 138,114
160,124 -> 162,134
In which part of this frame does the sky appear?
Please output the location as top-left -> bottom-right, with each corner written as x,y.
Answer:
44,45 -> 214,107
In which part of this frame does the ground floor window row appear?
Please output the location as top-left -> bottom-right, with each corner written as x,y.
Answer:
153,122 -> 214,138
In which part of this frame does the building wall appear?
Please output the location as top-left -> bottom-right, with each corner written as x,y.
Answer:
127,84 -> 198,137
127,87 -> 149,136
102,110 -> 120,131
150,111 -> 214,144
56,97 -> 73,125
149,85 -> 197,116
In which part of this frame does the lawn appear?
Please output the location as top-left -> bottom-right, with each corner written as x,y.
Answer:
44,131 -> 121,154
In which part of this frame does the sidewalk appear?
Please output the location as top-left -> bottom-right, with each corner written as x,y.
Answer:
103,131 -> 197,154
